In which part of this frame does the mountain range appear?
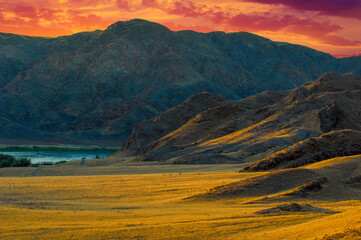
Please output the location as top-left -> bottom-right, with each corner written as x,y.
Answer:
122,72 -> 361,166
1,19 -> 361,146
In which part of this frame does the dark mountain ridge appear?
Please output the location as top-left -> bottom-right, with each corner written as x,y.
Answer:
1,19 -> 361,146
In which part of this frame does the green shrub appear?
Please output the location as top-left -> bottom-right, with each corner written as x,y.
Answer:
0,154 -> 16,168
55,160 -> 67,165
0,154 -> 16,161
13,158 -> 31,167
0,159 -> 13,168
0,154 -> 31,168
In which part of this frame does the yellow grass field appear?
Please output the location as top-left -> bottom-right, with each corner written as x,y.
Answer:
1,172 -> 361,239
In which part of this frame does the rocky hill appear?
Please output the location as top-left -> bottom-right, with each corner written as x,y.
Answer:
1,19 -> 361,145
189,154 -> 361,201
125,72 -> 361,164
122,92 -> 227,151
242,129 -> 361,171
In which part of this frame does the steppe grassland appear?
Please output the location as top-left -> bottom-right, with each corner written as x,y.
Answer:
0,172 -> 360,239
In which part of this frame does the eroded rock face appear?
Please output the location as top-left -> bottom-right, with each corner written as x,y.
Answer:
0,19 -> 361,145
347,175 -> 361,186
242,129 -> 361,171
285,177 -> 328,197
319,102 -> 344,133
255,203 -> 332,214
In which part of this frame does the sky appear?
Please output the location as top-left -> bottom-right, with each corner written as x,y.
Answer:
0,0 -> 361,57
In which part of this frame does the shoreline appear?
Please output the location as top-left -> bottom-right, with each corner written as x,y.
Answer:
0,144 -> 119,152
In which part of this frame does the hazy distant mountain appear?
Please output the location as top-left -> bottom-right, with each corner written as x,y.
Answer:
0,19 -> 360,146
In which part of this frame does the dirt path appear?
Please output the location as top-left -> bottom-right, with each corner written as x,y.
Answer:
31,168 -> 42,176
8,180 -> 15,191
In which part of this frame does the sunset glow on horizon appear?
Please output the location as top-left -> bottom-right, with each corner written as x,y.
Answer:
1,0 -> 361,57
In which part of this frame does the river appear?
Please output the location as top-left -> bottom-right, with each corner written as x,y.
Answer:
0,151 -> 115,164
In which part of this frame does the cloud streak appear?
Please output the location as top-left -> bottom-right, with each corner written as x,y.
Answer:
242,0 -> 361,20
227,13 -> 361,46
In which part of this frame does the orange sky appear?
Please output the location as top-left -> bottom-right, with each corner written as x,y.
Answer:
0,0 -> 361,57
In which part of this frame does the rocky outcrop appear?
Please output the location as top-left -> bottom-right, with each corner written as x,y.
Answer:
319,102 -> 344,132
346,175 -> 361,186
285,177 -> 328,197
242,130 -> 361,171
255,203 -> 333,214
306,72 -> 361,93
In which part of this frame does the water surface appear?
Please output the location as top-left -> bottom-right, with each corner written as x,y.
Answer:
0,151 -> 114,164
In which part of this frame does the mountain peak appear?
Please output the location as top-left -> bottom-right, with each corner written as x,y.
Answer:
105,19 -> 170,34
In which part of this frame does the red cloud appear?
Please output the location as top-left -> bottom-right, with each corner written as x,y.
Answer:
63,0 -> 114,8
146,1 -> 219,19
70,13 -> 112,28
66,10 -> 115,29
0,11 -> 27,26
228,13 -> 287,31
151,0 -> 360,47
141,0 -> 159,7
228,13 -> 361,46
167,1 -> 203,17
242,0 -> 361,20
284,19 -> 361,46
4,4 -> 62,22
0,11 -> 71,37
38,8 -> 62,21
0,4 -> 113,37
140,1 -> 360,47
11,5 -> 38,18
116,0 -> 129,9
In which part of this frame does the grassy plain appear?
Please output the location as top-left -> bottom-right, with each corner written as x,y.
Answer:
1,170 -> 361,239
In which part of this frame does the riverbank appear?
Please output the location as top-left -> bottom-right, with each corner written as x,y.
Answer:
0,144 -> 119,152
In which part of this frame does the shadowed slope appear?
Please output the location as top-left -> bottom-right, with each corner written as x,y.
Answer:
122,92 -> 227,152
